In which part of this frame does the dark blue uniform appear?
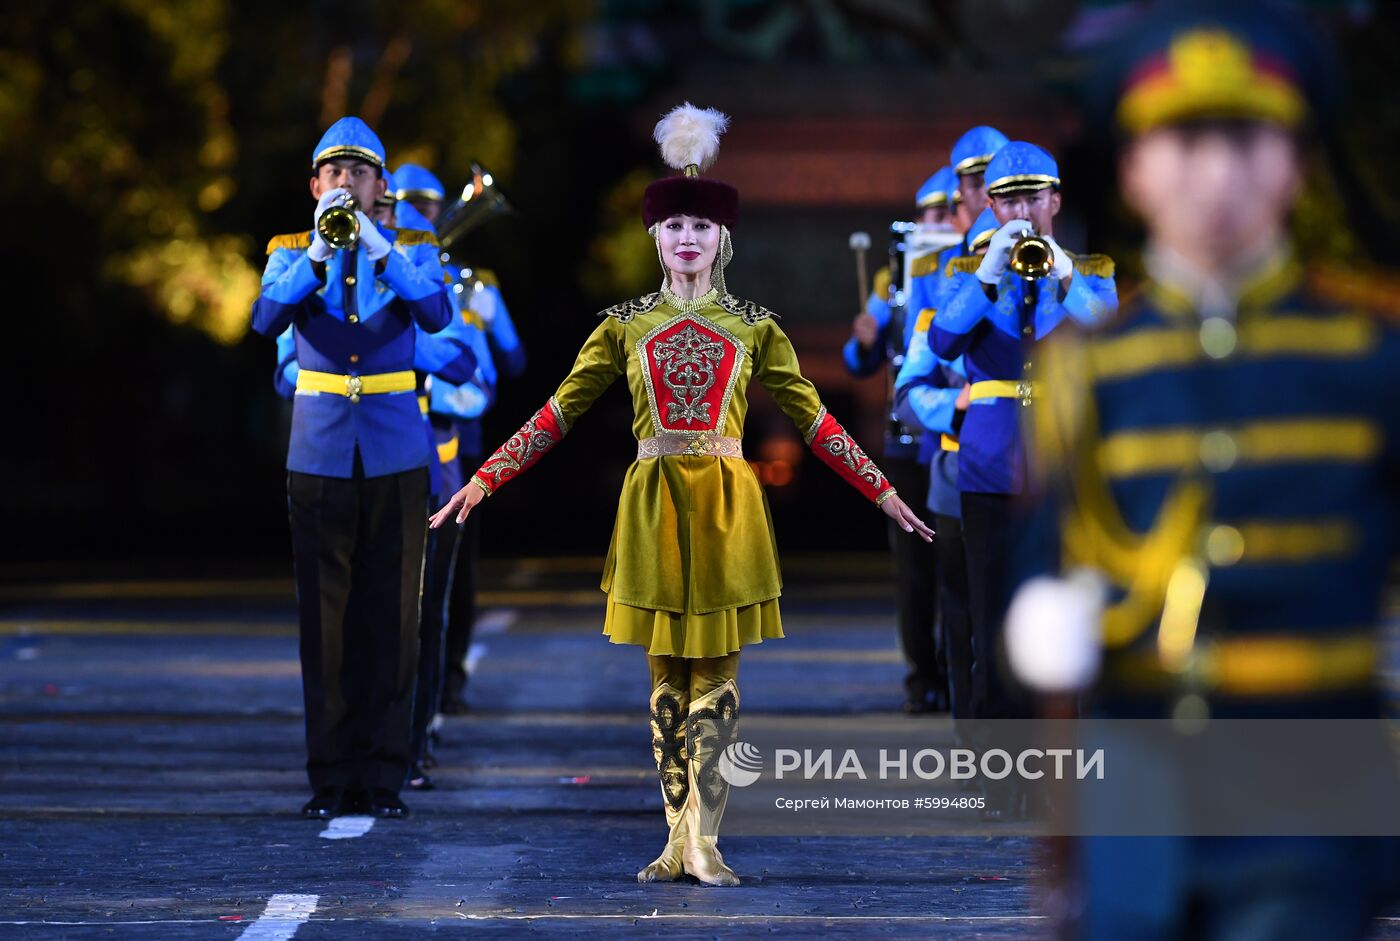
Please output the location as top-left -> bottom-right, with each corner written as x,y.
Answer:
1035,250 -> 1400,939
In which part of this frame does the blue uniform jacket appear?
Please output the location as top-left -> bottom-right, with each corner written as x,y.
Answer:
443,268 -> 513,459
1030,252 -> 1400,707
932,257 -> 1117,493
252,226 -> 456,478
895,312 -> 967,518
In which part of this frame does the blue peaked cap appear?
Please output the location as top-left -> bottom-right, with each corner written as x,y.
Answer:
984,141 -> 1060,196
916,166 -> 957,209
312,116 -> 386,170
950,126 -> 1010,177
393,164 -> 447,202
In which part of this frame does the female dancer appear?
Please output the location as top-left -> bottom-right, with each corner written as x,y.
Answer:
431,104 -> 932,886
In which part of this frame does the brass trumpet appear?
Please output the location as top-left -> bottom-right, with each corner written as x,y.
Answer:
317,194 -> 360,250
1009,230 -> 1053,280
436,163 -> 512,250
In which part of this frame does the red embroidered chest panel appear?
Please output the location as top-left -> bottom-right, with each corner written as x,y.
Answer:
637,313 -> 747,436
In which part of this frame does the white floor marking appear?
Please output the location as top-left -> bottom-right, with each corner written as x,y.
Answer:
318,816 -> 375,840
465,642 -> 487,675
475,608 -> 516,635
236,894 -> 318,939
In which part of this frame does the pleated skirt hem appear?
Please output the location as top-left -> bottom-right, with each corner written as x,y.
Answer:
602,594 -> 784,658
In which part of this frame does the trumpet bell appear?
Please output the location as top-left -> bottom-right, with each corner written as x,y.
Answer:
1009,233 -> 1053,280
317,197 -> 360,250
436,162 -> 512,250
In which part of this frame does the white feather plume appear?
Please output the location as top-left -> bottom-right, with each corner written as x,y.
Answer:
653,103 -> 729,172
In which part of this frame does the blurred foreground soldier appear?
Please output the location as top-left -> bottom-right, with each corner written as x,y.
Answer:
251,117 -> 455,820
844,165 -> 959,713
1005,4 -> 1400,937
432,104 -> 931,885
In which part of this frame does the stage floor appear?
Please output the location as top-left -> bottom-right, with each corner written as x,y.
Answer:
1,558 -> 1396,939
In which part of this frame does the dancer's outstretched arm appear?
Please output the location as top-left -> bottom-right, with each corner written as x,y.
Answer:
431,318 -> 624,528
753,318 -> 933,543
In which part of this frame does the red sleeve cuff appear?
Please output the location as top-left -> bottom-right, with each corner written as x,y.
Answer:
808,410 -> 894,503
472,397 -> 566,494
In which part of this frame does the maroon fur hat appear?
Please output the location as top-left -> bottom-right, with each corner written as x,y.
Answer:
641,104 -> 739,231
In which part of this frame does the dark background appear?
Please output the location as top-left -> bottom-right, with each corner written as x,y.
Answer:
4,0 -> 1397,578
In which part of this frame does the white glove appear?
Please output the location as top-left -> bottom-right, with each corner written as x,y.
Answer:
1005,569 -> 1106,693
307,234 -> 334,263
468,282 -> 498,325
1042,234 -> 1075,281
314,187 -> 349,223
308,188 -> 349,262
355,211 -> 391,261
976,219 -> 1028,285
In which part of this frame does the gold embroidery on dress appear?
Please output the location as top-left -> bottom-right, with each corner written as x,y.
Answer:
600,293 -> 662,323
805,405 -> 827,445
816,422 -> 887,490
548,395 -> 569,435
660,285 -> 719,314
476,404 -> 559,489
652,324 -> 726,426
718,294 -> 779,325
636,312 -> 747,438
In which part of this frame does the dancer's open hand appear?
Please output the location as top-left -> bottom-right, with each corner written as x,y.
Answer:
880,493 -> 933,542
430,480 -> 485,529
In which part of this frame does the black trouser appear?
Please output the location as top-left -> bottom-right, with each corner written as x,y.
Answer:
883,454 -> 944,706
287,460 -> 428,794
960,491 -> 1027,720
441,492 -> 481,707
934,513 -> 974,720
410,509 -> 461,764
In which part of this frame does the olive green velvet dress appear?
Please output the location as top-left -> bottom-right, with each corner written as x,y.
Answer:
471,287 -> 892,658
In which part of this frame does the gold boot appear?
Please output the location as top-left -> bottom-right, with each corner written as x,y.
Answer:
682,678 -> 741,886
637,682 -> 689,882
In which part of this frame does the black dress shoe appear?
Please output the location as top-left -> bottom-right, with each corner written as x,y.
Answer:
370,789 -> 410,818
344,788 -> 373,815
406,764 -> 435,791
301,787 -> 345,819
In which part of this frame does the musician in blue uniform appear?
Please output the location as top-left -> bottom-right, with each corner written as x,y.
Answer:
949,125 -> 1009,230
1005,4 -> 1400,936
931,141 -> 1117,730
439,266 -> 515,714
251,116 -> 458,820
893,208 -> 997,721
842,166 -> 959,712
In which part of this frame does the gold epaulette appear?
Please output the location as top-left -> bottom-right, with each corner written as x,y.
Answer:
266,231 -> 312,254
473,267 -> 500,289
719,294 -> 780,325
910,254 -> 943,279
1073,254 -> 1115,278
391,228 -> 440,247
872,265 -> 892,301
599,293 -> 661,323
1309,264 -> 1400,323
945,256 -> 980,277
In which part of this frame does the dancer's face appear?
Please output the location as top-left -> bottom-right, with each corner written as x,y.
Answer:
658,214 -> 720,279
